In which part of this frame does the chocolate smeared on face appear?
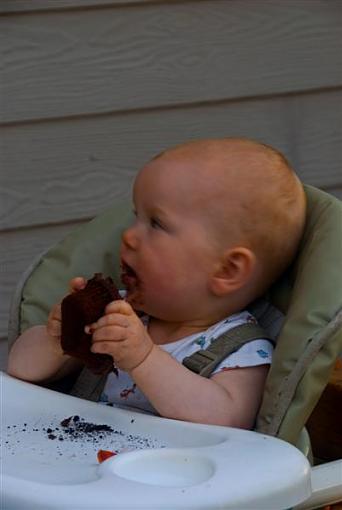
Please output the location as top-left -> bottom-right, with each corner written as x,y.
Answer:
120,261 -> 144,307
120,261 -> 138,289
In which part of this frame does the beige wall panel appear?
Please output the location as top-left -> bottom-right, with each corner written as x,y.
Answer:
2,1 -> 342,123
0,0 -> 147,12
0,221 -> 85,339
2,89 -> 342,230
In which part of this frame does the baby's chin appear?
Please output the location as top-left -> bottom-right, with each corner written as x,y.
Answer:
125,288 -> 145,311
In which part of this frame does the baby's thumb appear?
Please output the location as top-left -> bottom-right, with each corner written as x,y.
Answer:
69,276 -> 87,293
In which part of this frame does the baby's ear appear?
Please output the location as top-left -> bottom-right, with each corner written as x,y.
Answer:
209,247 -> 256,296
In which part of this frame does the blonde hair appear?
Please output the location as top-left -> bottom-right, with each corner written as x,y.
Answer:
224,139 -> 306,295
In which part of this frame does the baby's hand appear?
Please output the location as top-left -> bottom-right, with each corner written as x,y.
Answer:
87,301 -> 154,372
47,276 -> 87,347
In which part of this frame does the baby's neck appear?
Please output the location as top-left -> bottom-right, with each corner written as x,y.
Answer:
148,315 -> 222,345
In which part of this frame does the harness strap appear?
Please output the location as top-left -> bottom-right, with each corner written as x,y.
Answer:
182,322 -> 273,378
70,368 -> 108,401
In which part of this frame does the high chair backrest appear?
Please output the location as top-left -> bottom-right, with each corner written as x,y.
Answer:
256,185 -> 342,445
8,185 -> 342,449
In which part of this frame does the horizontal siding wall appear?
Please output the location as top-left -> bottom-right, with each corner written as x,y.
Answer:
1,0 -> 342,369
0,0 -> 150,11
2,89 -> 342,231
1,1 -> 342,123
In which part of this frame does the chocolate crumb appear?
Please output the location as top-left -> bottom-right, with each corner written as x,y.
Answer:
60,416 -> 72,427
55,416 -> 114,441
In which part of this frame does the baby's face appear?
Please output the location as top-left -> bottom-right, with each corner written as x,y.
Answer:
120,157 -> 223,321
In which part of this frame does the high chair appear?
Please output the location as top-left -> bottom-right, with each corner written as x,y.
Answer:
4,184 -> 342,509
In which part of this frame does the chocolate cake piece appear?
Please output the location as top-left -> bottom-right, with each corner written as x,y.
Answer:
61,273 -> 121,374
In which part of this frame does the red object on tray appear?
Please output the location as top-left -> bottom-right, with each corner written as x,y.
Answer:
97,449 -> 118,463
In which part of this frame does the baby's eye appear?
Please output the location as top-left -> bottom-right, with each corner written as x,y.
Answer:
150,217 -> 163,230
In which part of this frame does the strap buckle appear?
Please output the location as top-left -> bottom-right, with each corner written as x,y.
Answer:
183,349 -> 218,377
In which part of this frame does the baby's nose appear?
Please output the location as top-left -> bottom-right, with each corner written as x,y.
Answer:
122,225 -> 139,250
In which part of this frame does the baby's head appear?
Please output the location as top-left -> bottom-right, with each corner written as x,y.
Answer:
121,137 -> 306,320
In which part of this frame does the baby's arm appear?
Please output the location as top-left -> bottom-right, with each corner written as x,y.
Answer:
89,301 -> 268,428
132,351 -> 268,428
7,323 -> 82,383
7,278 -> 85,384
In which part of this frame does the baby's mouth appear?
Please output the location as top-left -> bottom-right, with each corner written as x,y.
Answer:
121,261 -> 139,290
120,260 -> 145,310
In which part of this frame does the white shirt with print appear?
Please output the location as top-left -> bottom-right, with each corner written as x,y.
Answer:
99,310 -> 273,414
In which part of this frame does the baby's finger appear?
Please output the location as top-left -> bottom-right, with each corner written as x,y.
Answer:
91,325 -> 127,343
88,313 -> 130,331
48,304 -> 61,322
69,277 -> 87,293
84,313 -> 129,334
105,300 -> 134,315
91,341 -> 115,356
47,319 -> 61,338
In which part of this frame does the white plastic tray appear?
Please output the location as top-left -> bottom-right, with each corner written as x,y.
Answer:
1,372 -> 311,509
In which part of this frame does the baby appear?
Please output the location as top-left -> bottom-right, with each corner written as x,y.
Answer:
8,138 -> 306,429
